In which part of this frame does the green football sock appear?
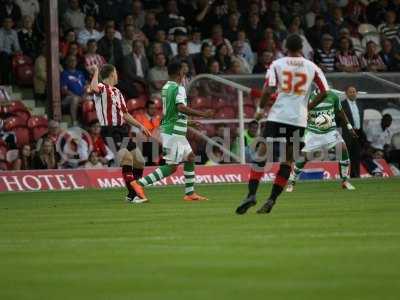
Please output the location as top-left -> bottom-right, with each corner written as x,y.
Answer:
339,148 -> 350,181
184,162 -> 195,195
138,165 -> 175,186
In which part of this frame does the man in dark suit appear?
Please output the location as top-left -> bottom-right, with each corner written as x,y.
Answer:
341,85 -> 380,177
97,25 -> 123,68
192,42 -> 212,75
119,40 -> 149,98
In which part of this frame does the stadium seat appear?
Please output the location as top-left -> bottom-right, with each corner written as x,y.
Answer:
6,100 -> 31,122
244,105 -> 256,118
152,97 -> 163,109
3,116 -> 27,131
132,108 -> 145,117
215,98 -> 231,109
28,116 -> 49,141
82,99 -> 94,113
191,97 -> 210,109
216,107 -> 236,119
127,98 -> 146,113
14,127 -> 31,147
364,109 -> 382,120
12,55 -> 34,87
3,116 -> 30,147
81,100 -> 98,125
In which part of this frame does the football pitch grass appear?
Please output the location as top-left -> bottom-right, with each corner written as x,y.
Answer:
0,178 -> 399,300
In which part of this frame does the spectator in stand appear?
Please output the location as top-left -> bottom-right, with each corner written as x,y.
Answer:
12,144 -> 33,170
32,138 -> 58,169
208,59 -> 221,75
84,151 -> 103,168
306,15 -> 331,50
148,53 -> 168,96
82,0 -> 100,19
169,29 -> 187,57
77,15 -> 102,48
60,28 -> 79,59
378,10 -> 400,42
192,0 -> 217,38
305,0 -> 322,28
37,120 -> 62,148
203,24 -> 233,55
62,0 -> 86,31
158,0 -> 186,32
121,40 -> 149,82
18,15 -> 41,59
98,0 -> 130,26
154,29 -> 172,59
0,17 -> 21,84
336,36 -> 361,72
142,12 -> 159,42
192,42 -> 212,74
243,120 -> 259,163
283,16 -> 314,60
86,120 -> 114,165
328,6 -> 347,40
361,41 -> 387,72
245,12 -> 262,51
134,100 -> 161,165
170,42 -> 195,75
252,50 -> 273,74
33,42 -> 46,102
380,38 -> 400,71
314,34 -> 337,73
338,27 -> 363,55
231,41 -> 251,74
147,41 -> 164,66
102,20 -> 122,40
60,55 -> 87,125
257,27 -> 277,55
132,0 -> 145,29
226,60 -> 243,75
364,114 -> 393,160
224,12 -> 241,42
84,39 -> 106,75
97,25 -> 123,68
15,0 -> 40,21
236,30 -> 254,68
188,27 -> 202,54
0,0 -> 22,24
214,43 -> 232,73
121,24 -> 137,56
63,41 -> 84,69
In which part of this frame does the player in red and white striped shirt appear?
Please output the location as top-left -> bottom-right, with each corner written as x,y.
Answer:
88,64 -> 151,203
236,34 -> 329,215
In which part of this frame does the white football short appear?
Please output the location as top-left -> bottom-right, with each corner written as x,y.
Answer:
161,133 -> 192,164
302,130 -> 344,153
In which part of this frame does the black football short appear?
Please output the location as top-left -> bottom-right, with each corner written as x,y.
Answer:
262,121 -> 305,143
101,125 -> 136,150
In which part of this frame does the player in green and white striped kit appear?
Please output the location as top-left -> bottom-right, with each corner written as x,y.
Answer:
131,62 -> 213,202
286,89 -> 358,192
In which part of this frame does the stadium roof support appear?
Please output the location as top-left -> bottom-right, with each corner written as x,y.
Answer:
45,0 -> 61,121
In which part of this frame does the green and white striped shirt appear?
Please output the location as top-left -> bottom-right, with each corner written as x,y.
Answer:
307,90 -> 341,134
160,81 -> 188,136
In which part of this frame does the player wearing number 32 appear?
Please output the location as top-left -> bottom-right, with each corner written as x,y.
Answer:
236,34 -> 330,215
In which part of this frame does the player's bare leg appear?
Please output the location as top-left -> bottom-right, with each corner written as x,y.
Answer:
257,141 -> 294,214
236,142 -> 267,214
286,157 -> 307,192
183,152 -> 208,201
339,142 -> 355,190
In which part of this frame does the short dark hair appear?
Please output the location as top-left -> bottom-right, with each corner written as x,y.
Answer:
87,39 -> 97,45
167,61 -> 182,76
286,34 -> 303,52
178,42 -> 188,49
249,120 -> 259,127
201,42 -> 210,52
100,64 -> 116,81
146,100 -> 155,108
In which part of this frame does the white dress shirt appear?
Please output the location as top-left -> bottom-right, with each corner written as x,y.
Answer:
346,99 -> 361,129
365,123 -> 392,150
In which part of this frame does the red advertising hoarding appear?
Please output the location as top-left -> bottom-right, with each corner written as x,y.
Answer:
0,160 -> 393,192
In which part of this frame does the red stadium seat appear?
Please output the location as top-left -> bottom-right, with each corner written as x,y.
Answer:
127,98 -> 146,113
81,100 -> 98,125
28,116 -> 49,141
244,105 -> 256,118
191,97 -> 210,109
3,116 -> 27,131
12,55 -> 34,87
214,98 -> 230,109
14,127 -> 31,147
6,101 -> 31,122
85,111 -> 99,125
152,97 -> 163,109
82,100 -> 94,113
216,107 -> 236,119
132,108 -> 146,117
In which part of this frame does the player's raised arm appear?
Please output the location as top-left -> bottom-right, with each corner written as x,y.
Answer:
88,65 -> 100,94
308,66 -> 329,111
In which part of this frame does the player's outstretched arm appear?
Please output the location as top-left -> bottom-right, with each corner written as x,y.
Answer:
123,112 -> 151,136
177,104 -> 214,118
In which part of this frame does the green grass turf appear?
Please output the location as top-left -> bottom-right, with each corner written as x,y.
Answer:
0,178 -> 400,300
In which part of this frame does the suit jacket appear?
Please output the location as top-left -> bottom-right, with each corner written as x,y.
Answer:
97,37 -> 123,68
341,98 -> 366,143
121,53 -> 149,82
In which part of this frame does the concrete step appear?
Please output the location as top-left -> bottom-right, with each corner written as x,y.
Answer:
59,122 -> 69,130
10,92 -> 22,100
22,99 -> 35,109
32,107 -> 46,115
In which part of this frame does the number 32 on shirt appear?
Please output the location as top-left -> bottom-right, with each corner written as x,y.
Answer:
281,71 -> 307,95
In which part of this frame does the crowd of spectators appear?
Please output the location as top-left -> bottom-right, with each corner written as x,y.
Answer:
1,0 -> 400,171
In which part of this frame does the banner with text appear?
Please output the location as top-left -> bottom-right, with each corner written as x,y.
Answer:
0,160 -> 393,192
